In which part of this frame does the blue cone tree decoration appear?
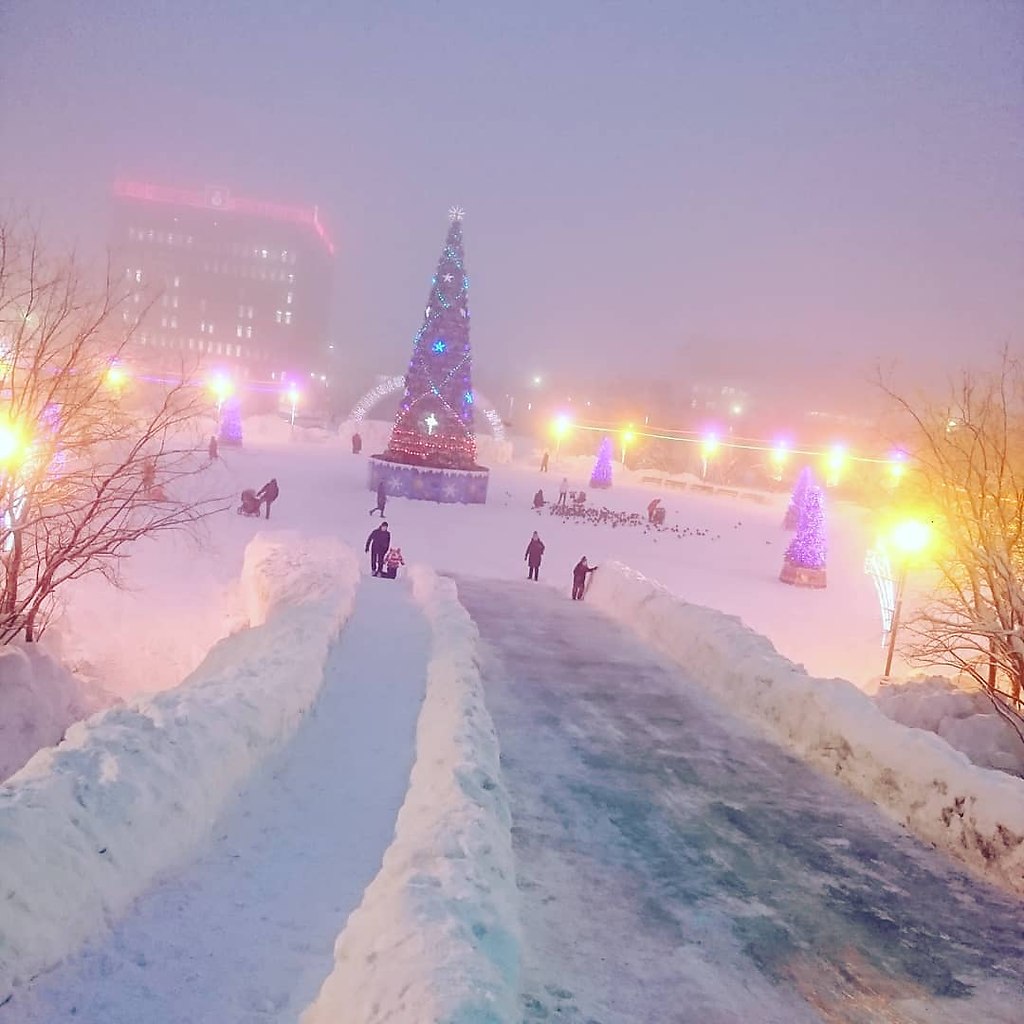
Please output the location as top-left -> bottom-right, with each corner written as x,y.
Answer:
219,397 -> 243,447
783,465 -> 813,529
780,484 -> 827,588
590,436 -> 613,489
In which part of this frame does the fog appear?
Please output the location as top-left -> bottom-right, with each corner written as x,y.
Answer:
1,0 -> 1021,415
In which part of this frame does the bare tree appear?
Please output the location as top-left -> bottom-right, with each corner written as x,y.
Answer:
0,220 -> 229,643
881,351 -> 1024,707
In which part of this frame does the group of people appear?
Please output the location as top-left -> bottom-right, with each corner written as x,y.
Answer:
365,521 -> 404,579
524,531 -> 598,600
533,478 -> 584,510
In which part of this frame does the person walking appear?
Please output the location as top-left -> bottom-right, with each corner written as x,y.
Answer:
382,546 -> 404,579
208,435 -> 219,461
352,431 -> 362,455
525,532 -> 545,581
571,556 -> 598,600
365,521 -> 391,576
647,497 -> 661,523
556,477 -> 569,507
369,480 -> 387,516
540,450 -> 550,472
256,478 -> 279,520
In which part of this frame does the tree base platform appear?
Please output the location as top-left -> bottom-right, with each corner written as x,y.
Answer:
779,559 -> 827,588
369,456 -> 489,505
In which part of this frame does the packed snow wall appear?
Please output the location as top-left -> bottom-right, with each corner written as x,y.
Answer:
0,534 -> 361,1002
588,562 -> 1024,896
301,566 -> 520,1024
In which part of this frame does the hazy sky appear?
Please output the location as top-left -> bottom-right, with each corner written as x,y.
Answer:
1,1 -> 1021,403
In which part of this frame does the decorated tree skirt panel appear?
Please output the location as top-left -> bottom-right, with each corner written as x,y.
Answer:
369,456 -> 489,505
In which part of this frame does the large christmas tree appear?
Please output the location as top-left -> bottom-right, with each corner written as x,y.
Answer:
219,397 -> 243,447
382,209 -> 478,470
590,436 -> 613,488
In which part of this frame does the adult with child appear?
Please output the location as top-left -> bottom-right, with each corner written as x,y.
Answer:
365,521 -> 391,576
571,556 -> 598,600
256,478 -> 279,520
525,531 -> 545,581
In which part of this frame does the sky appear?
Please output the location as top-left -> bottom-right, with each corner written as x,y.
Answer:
1,0 -> 1021,409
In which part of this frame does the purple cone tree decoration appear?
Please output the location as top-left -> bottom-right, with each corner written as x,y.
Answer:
780,484 -> 827,588
590,436 -> 613,489
783,465 -> 814,529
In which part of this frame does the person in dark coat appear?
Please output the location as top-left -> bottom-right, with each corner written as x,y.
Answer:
540,450 -> 550,472
532,489 -> 545,509
369,480 -> 387,516
647,497 -> 661,523
571,556 -> 598,600
525,531 -> 545,581
365,522 -> 391,576
208,435 -> 219,461
352,431 -> 363,455
256,478 -> 279,519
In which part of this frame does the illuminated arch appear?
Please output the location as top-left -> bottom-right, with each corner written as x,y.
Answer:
348,375 -> 505,442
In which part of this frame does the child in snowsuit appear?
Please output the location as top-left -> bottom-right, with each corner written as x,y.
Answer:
365,522 -> 391,576
369,480 -> 387,516
256,478 -> 279,519
533,489 -> 545,509
382,547 -> 404,579
571,557 -> 598,600
525,532 -> 545,581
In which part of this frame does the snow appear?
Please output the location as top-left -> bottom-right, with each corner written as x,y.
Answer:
8,573 -> 427,1022
875,676 -> 1024,776
301,565 -> 520,1024
586,560 -> 1024,894
0,533 -> 359,1003
0,645 -> 109,780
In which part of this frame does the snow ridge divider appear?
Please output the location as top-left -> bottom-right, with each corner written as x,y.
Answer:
589,561 -> 1024,895
300,565 -> 520,1024
0,533 -> 361,1003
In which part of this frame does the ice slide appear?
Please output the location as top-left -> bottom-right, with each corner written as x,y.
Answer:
455,578 -> 1024,1024
6,579 -> 429,1023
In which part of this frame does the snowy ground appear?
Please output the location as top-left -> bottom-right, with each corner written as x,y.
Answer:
457,578 -> 1024,1023
6,577 -> 428,1022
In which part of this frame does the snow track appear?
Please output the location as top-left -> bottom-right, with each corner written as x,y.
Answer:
6,579 -> 428,1024
456,578 -> 1024,1024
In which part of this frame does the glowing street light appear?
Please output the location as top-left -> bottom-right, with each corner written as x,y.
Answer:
105,364 -> 129,391
825,444 -> 847,487
209,373 -> 234,415
888,450 -> 907,486
287,385 -> 300,427
770,439 -> 789,480
621,426 -> 636,465
882,516 -> 933,677
700,432 -> 719,479
0,419 -> 25,467
552,413 -> 572,456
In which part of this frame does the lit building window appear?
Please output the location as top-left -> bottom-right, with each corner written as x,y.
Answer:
170,316 -> 177,328
235,344 -> 242,357
286,291 -> 293,305
284,311 -> 292,325
275,310 -> 283,324
247,306 -> 254,318
246,325 -> 252,338
135,269 -> 142,283
172,295 -> 178,309
287,273 -> 294,284
173,276 -> 180,288
237,325 -> 243,338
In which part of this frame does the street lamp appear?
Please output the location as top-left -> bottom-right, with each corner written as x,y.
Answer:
287,386 -> 300,428
209,373 -> 234,416
552,413 -> 572,457
825,444 -> 847,487
770,439 -> 789,481
621,426 -> 635,466
105,364 -> 129,391
883,517 -> 933,677
700,432 -> 719,479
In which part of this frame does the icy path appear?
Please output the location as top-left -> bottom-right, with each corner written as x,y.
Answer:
455,578 -> 1024,1024
8,578 -> 428,1024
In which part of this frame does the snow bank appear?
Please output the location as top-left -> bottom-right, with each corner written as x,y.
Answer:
0,646 -> 111,782
244,413 -> 338,444
875,677 -> 1024,777
0,533 -> 360,1002
301,566 -> 520,1024
588,562 -> 1024,895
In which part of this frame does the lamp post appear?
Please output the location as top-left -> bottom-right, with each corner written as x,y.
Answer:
882,518 -> 932,677
552,414 -> 572,458
700,432 -> 719,479
287,386 -> 300,429
621,427 -> 635,466
209,373 -> 234,417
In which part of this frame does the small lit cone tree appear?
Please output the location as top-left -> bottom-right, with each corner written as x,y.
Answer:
590,436 -> 613,489
780,484 -> 827,588
383,210 -> 478,469
783,465 -> 813,529
219,397 -> 243,447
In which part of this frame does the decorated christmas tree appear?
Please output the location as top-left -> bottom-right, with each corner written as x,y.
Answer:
780,484 -> 827,588
783,465 -> 813,529
219,397 -> 243,447
590,436 -> 613,489
382,209 -> 478,470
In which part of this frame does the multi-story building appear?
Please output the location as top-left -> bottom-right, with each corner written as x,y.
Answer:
110,179 -> 335,383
